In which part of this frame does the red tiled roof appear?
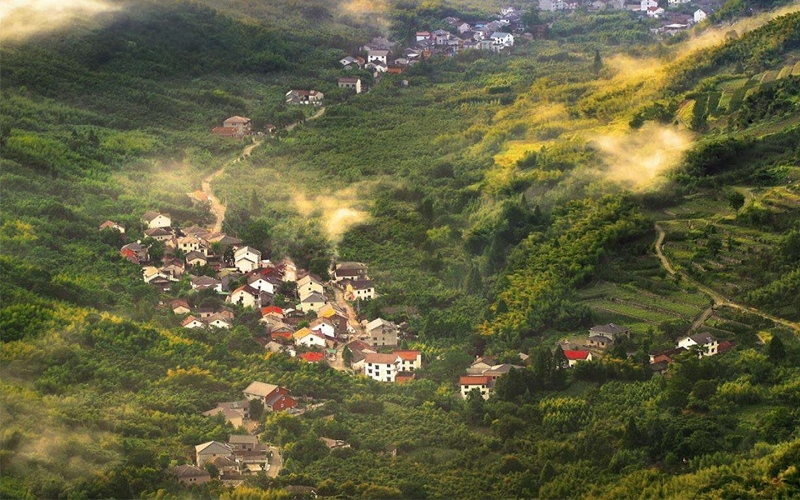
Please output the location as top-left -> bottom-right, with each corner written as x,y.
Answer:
564,350 -> 590,360
393,350 -> 420,361
261,306 -> 284,316
460,376 -> 492,385
300,352 -> 325,363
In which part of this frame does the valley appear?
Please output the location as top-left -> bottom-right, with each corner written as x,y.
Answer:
2,0 -> 800,498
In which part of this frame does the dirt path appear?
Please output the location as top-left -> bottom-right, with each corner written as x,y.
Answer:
654,223 -> 800,334
267,446 -> 282,478
327,286 -> 362,372
201,107 -> 327,233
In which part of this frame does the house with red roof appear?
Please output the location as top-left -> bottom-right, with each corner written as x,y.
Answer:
563,350 -> 593,368
459,375 -> 494,399
394,350 -> 422,372
300,351 -> 325,363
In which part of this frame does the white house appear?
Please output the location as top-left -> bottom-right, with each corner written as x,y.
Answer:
142,211 -> 171,229
640,0 -> 658,10
309,317 -> 336,339
490,32 -> 514,47
207,314 -> 232,329
144,227 -> 172,242
99,220 -> 125,233
694,9 -> 708,23
367,49 -> 389,65
394,350 -> 422,372
338,77 -> 362,94
342,279 -> 375,301
459,375 -> 494,399
234,246 -> 262,273
228,285 -> 261,309
182,316 -> 205,329
247,274 -> 280,295
190,275 -> 223,293
564,350 -> 593,368
364,353 -> 398,382
294,328 -> 327,348
677,332 -> 719,357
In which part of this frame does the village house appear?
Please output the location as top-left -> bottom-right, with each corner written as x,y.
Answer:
234,246 -> 262,273
467,356 -> 498,375
190,275 -> 223,293
202,400 -> 250,427
247,272 -> 281,295
334,262 -> 368,282
483,364 -> 525,380
338,77 -> 362,94
242,381 -> 297,412
564,350 -> 593,367
207,313 -> 232,329
394,350 -> 422,372
587,335 -> 613,349
364,352 -> 399,382
298,274 -> 324,299
196,441 -> 235,468
185,251 -> 208,268
121,242 -> 149,263
177,235 -> 207,255
171,465 -> 211,486
589,323 -> 630,342
310,317 -> 336,339
223,116 -> 252,136
342,279 -> 375,301
99,220 -> 125,233
285,89 -> 324,105
367,49 -> 389,65
490,32 -> 514,47
171,299 -> 191,315
459,375 -> 494,399
228,285 -> 261,309
142,211 -> 171,229
694,9 -> 708,23
144,227 -> 173,242
294,327 -> 327,348
365,318 -> 398,347
677,332 -> 719,357
344,339 -> 375,371
182,315 -> 205,329
298,292 -> 327,313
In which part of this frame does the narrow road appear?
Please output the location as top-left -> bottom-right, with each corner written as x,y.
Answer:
267,446 -> 282,478
201,107 -> 327,234
654,223 -> 800,334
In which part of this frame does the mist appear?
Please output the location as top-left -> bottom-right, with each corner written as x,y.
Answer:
590,124 -> 693,190
292,187 -> 370,243
0,0 -> 120,42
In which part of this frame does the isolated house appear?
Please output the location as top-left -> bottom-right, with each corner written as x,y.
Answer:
242,382 -> 296,412
99,220 -> 125,233
694,9 -> 708,23
564,350 -> 593,367
338,77 -> 362,94
589,323 -> 630,341
223,116 -> 252,136
285,90 -> 324,105
677,332 -> 719,357
460,375 -> 494,399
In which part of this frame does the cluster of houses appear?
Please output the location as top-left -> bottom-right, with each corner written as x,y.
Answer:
344,336 -> 422,383
459,356 -> 526,399
337,7 -> 522,78
649,332 -> 734,374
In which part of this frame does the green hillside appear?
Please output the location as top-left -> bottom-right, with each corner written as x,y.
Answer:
2,0 -> 800,498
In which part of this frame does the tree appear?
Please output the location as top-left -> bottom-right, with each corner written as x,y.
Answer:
592,49 -> 603,75
249,399 -> 264,422
767,336 -> 786,364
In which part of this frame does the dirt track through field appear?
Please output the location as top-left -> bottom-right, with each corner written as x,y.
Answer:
654,223 -> 800,335
201,107 -> 327,233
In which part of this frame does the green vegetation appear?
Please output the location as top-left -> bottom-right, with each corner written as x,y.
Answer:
2,1 -> 800,498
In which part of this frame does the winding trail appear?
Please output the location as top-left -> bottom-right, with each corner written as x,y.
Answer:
201,107 -> 327,233
654,223 -> 800,335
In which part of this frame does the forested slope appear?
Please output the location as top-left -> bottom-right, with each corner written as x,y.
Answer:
2,0 -> 800,498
